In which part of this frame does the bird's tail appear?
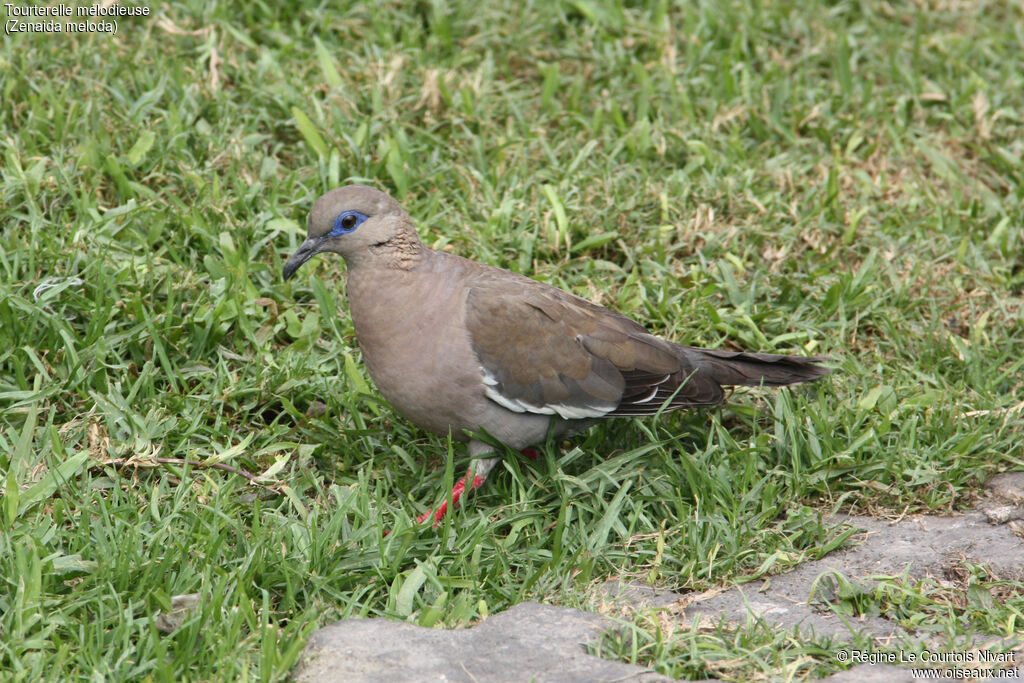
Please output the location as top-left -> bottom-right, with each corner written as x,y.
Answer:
682,346 -> 833,388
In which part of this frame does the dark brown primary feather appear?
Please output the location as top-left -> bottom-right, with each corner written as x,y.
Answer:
463,263 -> 831,420
682,347 -> 832,387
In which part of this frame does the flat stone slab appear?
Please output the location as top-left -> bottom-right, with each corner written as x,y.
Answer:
293,602 -> 676,683
668,509 -> 1024,641
603,474 -> 1024,644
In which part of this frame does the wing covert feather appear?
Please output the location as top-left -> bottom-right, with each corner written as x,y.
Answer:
463,271 -> 726,418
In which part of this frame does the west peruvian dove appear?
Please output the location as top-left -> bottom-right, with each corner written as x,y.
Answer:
283,185 -> 831,524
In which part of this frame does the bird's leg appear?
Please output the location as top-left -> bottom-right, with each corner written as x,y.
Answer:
518,447 -> 541,461
416,456 -> 499,526
415,445 -> 542,525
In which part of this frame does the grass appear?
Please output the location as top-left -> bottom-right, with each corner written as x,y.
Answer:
1,0 -> 1023,680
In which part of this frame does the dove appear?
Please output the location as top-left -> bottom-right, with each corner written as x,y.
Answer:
284,185 -> 830,524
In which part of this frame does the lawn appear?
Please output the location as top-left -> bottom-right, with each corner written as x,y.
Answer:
1,0 -> 1022,680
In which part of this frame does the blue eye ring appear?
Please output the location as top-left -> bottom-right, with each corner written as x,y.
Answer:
329,210 -> 369,236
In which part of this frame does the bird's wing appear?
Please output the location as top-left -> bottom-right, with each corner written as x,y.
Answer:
463,270 -> 725,420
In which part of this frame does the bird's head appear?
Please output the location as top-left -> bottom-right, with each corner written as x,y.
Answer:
283,185 -> 420,279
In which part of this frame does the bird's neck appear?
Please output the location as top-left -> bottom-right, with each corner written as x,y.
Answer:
365,227 -> 425,271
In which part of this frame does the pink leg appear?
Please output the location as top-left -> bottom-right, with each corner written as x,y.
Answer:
416,470 -> 484,525
519,447 -> 540,461
416,457 -> 500,526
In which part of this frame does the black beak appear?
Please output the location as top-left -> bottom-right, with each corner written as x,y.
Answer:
283,236 -> 324,280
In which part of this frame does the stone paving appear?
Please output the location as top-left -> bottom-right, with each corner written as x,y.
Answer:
294,473 -> 1024,682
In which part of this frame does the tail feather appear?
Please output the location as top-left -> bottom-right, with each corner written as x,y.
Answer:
609,345 -> 832,417
683,346 -> 833,387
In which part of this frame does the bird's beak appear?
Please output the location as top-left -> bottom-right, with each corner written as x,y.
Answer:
283,236 -> 325,280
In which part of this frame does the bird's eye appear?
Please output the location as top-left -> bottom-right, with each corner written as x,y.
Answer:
329,210 -> 369,236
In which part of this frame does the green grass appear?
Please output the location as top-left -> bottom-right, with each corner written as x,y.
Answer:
2,0 -> 1023,680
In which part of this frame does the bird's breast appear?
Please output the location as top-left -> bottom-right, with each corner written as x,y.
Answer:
345,265 -> 482,437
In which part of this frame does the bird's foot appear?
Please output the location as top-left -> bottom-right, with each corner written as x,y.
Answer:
518,447 -> 540,461
415,469 -> 486,525
415,456 -> 500,527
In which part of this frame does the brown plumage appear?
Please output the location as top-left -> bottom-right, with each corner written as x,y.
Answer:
283,185 -> 832,524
